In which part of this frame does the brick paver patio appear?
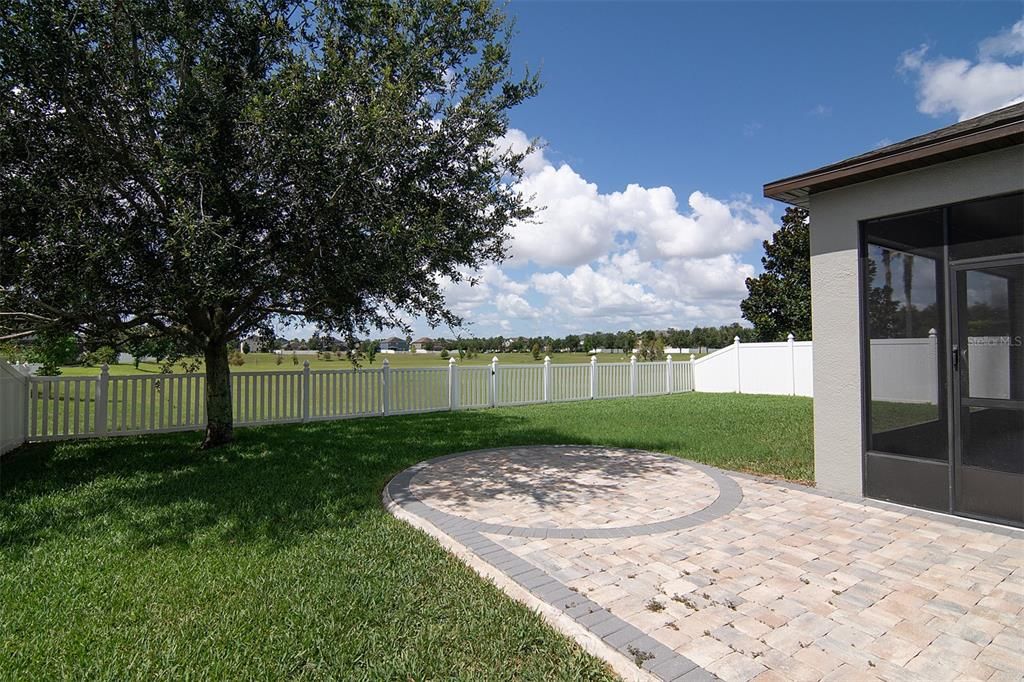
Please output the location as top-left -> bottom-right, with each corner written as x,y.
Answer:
385,445 -> 1024,682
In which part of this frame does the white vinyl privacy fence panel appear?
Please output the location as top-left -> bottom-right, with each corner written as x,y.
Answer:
693,335 -> 814,397
690,333 -> 997,403
1,361 -> 27,454
3,356 -> 697,448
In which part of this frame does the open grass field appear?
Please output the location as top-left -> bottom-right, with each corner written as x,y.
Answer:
58,351 -> 654,376
0,393 -> 813,679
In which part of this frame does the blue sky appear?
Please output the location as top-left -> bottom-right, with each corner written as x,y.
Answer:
507,1 -> 1020,196
299,2 -> 1024,342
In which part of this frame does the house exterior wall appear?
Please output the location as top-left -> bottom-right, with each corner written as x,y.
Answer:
807,145 -> 1024,496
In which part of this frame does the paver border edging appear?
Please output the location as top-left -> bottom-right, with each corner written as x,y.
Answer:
383,444 -> 723,682
384,444 -> 743,539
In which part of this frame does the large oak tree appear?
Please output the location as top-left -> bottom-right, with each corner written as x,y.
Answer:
0,0 -> 538,446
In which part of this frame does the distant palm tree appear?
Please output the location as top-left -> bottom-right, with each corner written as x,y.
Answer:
902,253 -> 914,336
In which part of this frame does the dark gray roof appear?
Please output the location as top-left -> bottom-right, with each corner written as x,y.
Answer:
765,102 -> 1024,206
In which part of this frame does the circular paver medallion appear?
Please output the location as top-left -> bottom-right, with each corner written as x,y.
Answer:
386,445 -> 742,538
410,446 -> 718,528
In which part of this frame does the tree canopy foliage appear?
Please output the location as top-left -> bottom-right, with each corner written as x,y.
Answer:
740,207 -> 811,342
0,0 -> 539,445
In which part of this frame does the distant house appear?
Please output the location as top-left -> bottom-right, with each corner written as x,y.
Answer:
379,337 -> 409,353
239,335 -> 261,353
411,337 -> 433,352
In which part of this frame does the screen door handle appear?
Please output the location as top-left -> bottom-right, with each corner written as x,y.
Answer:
952,344 -> 959,372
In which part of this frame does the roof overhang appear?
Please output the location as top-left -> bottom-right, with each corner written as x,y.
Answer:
764,104 -> 1024,207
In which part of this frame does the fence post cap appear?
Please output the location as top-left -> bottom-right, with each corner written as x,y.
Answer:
928,328 -> 937,337
666,354 -> 672,362
543,355 -> 551,364
100,363 -> 110,374
690,353 -> 696,361
734,336 -> 740,344
303,360 -> 310,369
590,355 -> 597,363
630,354 -> 637,364
382,358 -> 389,367
448,357 -> 457,365
787,332 -> 795,341
492,356 -> 499,364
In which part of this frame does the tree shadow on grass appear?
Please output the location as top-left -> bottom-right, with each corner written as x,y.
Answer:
1,410 -> 658,555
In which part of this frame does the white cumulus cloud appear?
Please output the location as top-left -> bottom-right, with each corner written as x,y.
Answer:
979,19 -> 1024,60
623,188 -> 775,261
440,129 -> 780,335
901,21 -> 1024,121
495,293 -> 539,319
492,134 -> 775,269
529,250 -> 756,329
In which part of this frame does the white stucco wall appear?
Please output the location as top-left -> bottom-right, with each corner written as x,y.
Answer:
807,145 -> 1024,497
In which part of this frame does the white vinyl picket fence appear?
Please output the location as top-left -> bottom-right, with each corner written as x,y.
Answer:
1,355 -> 695,450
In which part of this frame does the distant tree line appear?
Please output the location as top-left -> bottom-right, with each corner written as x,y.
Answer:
264,323 -> 757,357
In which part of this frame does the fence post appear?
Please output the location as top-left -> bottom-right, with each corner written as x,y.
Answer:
22,368 -> 30,444
95,363 -> 110,436
734,336 -> 741,394
448,357 -> 460,410
666,354 -> 673,394
301,360 -> 311,422
590,355 -> 597,399
381,359 -> 390,416
490,356 -> 498,408
690,353 -> 696,393
787,333 -> 796,396
543,356 -> 551,402
630,354 -> 637,396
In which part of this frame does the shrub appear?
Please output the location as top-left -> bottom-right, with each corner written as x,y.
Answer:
291,352 -> 299,366
439,348 -> 449,360
0,342 -> 26,363
28,331 -> 79,375
228,350 -> 245,366
92,345 -> 118,365
275,353 -> 284,366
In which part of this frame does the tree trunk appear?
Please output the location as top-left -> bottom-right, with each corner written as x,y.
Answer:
203,340 -> 234,448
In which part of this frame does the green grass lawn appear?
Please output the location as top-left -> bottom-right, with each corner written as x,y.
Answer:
59,351 -> 699,376
0,393 -> 812,679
